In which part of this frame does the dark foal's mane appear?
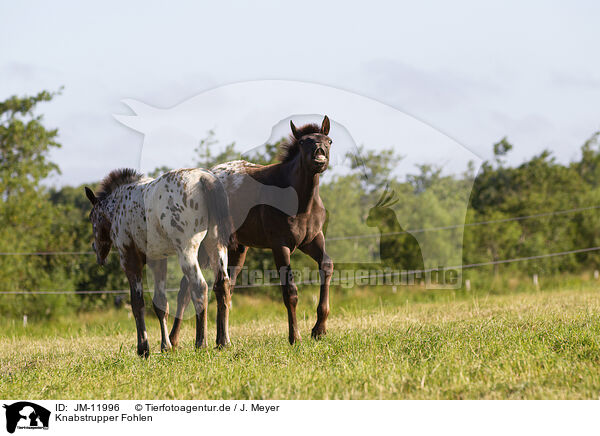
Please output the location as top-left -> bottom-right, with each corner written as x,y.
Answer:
96,168 -> 143,201
278,123 -> 321,163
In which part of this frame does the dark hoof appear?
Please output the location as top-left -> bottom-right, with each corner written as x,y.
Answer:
137,341 -> 150,358
215,334 -> 231,349
311,325 -> 327,340
288,334 -> 302,345
215,341 -> 230,350
195,341 -> 208,350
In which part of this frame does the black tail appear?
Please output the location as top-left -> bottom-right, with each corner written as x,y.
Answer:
202,173 -> 237,250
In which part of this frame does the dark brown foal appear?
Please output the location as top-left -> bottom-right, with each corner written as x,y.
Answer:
213,116 -> 334,344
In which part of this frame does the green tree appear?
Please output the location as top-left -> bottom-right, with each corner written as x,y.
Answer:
0,90 -> 60,212
575,131 -> 600,187
346,145 -> 403,193
148,166 -> 172,178
194,130 -> 241,169
244,140 -> 281,165
0,90 -> 79,317
466,139 -> 587,275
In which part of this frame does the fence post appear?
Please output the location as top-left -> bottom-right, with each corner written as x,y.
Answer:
594,270 -> 599,280
465,279 -> 471,291
23,314 -> 27,328
533,274 -> 539,289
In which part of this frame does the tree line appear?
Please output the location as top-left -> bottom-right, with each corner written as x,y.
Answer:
2,90 -> 599,317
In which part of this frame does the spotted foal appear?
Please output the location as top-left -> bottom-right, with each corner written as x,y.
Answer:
85,168 -> 235,357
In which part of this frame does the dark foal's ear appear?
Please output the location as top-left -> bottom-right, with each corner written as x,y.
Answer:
290,120 -> 300,139
85,187 -> 97,205
321,115 -> 330,135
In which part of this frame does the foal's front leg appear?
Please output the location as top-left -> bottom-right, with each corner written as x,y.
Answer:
227,243 -> 248,295
300,232 -> 332,339
272,245 -> 301,344
169,275 -> 190,348
124,263 -> 149,358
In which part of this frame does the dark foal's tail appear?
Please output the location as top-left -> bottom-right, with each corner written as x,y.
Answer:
200,173 -> 237,254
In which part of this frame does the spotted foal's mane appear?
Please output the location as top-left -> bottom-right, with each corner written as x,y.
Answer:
96,168 -> 144,201
277,123 -> 322,163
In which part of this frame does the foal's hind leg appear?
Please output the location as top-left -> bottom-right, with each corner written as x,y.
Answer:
204,236 -> 232,348
214,261 -> 232,348
177,244 -> 209,349
149,258 -> 172,352
169,276 -> 190,348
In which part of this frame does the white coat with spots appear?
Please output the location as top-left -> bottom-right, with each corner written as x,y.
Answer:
85,168 -> 235,356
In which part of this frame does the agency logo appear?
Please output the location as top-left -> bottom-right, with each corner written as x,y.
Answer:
114,80 -> 482,272
2,402 -> 50,434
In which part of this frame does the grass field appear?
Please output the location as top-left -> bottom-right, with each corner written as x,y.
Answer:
1,284 -> 600,399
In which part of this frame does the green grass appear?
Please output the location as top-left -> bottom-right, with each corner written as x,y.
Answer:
1,285 -> 600,399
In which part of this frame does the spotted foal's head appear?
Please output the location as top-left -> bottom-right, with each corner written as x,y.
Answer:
85,187 -> 113,265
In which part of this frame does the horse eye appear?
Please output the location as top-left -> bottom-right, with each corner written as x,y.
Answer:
328,140 -> 332,145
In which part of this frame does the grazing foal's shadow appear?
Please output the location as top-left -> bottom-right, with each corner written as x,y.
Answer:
366,187 -> 424,274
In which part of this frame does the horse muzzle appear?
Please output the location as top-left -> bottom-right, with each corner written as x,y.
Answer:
93,242 -> 107,266
312,148 -> 329,170
96,252 -> 106,266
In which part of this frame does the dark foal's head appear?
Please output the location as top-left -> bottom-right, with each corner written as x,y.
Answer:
84,187 -> 112,265
286,115 -> 332,173
366,186 -> 399,228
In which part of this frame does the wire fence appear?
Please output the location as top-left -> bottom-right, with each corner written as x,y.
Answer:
1,204 -> 599,256
326,204 -> 600,241
2,245 -> 599,295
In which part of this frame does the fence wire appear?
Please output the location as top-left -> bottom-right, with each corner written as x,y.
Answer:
2,245 -> 599,295
2,204 -> 599,255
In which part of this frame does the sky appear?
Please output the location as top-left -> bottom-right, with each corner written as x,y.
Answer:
1,0 -> 599,186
